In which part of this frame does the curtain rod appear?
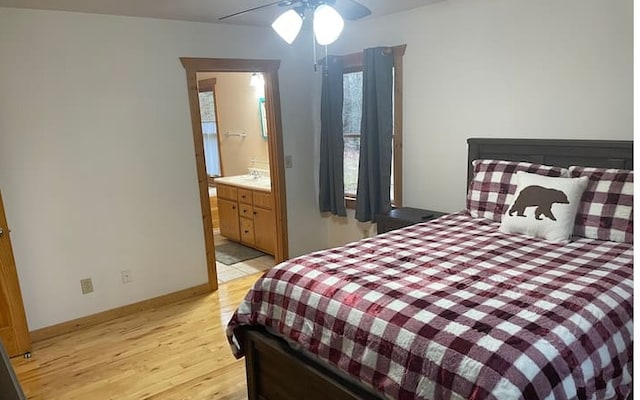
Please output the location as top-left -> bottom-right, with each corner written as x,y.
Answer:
318,44 -> 406,67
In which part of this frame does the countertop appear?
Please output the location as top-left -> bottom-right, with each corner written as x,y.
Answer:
214,175 -> 271,192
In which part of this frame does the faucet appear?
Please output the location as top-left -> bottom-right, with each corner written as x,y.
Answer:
248,158 -> 269,180
249,158 -> 261,178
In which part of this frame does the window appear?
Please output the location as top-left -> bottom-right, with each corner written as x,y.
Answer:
197,78 -> 222,181
341,46 -> 405,207
342,71 -> 363,196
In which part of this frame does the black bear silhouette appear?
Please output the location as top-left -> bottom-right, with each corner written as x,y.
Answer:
508,185 -> 569,221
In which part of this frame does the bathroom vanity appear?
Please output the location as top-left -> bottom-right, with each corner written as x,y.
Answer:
214,175 -> 275,256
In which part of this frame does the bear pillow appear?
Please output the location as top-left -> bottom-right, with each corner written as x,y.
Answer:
500,172 -> 588,242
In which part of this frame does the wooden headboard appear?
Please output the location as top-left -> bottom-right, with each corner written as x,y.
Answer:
467,138 -> 633,186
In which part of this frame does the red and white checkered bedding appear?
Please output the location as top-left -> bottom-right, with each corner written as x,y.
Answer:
227,212 -> 633,400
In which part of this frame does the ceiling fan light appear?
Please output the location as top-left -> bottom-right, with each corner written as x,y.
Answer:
313,4 -> 344,45
271,9 -> 303,44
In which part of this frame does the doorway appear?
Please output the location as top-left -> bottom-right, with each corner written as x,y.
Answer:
196,71 -> 276,284
181,58 -> 289,291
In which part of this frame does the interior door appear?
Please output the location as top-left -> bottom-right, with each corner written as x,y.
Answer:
0,191 -> 31,357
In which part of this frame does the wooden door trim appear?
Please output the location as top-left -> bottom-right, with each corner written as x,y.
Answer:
180,57 -> 289,291
0,191 -> 31,355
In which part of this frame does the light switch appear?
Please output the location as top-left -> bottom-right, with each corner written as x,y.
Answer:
285,155 -> 293,169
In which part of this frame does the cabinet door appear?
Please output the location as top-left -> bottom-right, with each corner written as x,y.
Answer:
253,207 -> 275,255
0,191 -> 31,357
218,198 -> 240,242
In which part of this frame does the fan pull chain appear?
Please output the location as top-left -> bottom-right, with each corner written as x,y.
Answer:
313,32 -> 318,72
325,45 -> 328,67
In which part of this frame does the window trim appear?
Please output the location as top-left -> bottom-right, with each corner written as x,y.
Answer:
197,77 -> 217,92
340,44 -> 406,209
197,77 -> 223,185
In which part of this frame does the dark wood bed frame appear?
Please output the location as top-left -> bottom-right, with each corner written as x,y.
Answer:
241,138 -> 633,400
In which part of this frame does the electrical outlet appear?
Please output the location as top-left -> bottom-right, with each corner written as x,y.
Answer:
121,270 -> 132,284
80,278 -> 94,294
285,155 -> 293,169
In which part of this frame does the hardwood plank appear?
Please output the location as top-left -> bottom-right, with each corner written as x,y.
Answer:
30,284 -> 211,342
12,273 -> 261,399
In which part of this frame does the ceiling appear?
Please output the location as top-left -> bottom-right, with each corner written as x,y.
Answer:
0,0 -> 442,26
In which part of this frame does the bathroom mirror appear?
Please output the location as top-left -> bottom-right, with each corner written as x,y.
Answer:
259,97 -> 267,139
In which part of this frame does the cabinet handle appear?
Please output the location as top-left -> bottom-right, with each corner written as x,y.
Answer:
244,230 -> 249,234
232,206 -> 236,210
253,211 -> 257,215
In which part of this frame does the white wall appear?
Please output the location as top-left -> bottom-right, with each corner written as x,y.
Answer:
326,0 -> 633,245
2,0 -> 631,330
0,7 -> 325,330
276,28 -> 331,257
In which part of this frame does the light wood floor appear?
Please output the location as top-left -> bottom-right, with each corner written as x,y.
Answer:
12,273 -> 262,400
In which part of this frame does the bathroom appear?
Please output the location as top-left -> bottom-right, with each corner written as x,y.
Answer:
197,71 -> 275,282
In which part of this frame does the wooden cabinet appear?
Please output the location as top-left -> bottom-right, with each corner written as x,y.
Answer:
209,195 -> 220,230
218,197 -> 240,242
253,207 -> 275,253
217,183 -> 275,256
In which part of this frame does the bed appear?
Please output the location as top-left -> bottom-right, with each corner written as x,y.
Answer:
227,138 -> 633,400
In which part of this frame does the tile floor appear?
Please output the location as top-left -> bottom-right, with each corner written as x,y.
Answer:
214,231 -> 276,283
216,255 -> 274,283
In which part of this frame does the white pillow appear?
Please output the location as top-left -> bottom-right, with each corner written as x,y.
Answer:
500,172 -> 588,242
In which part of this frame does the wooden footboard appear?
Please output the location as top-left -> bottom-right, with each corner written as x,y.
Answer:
244,328 -> 633,400
243,328 -> 385,400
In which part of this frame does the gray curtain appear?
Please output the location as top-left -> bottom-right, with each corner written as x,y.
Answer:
355,47 -> 394,222
319,56 -> 346,216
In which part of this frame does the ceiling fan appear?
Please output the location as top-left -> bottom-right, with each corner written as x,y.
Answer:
219,1 -> 372,45
219,0 -> 372,23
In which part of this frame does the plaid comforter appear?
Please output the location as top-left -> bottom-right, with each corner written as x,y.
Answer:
227,212 -> 633,400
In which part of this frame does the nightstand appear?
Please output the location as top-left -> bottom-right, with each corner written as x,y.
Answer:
376,207 -> 446,234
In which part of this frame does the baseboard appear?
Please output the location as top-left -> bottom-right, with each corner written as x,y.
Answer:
30,284 -> 211,342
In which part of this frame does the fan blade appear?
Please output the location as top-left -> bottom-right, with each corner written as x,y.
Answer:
218,1 -> 293,21
332,0 -> 371,20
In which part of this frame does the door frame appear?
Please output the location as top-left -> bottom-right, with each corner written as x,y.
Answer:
180,57 -> 289,291
0,190 -> 31,356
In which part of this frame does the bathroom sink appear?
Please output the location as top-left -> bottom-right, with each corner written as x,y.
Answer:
214,175 -> 271,190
